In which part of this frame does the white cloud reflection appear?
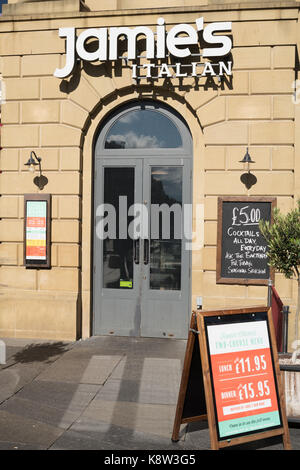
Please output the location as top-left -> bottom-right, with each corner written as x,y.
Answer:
118,111 -> 140,125
107,131 -> 164,148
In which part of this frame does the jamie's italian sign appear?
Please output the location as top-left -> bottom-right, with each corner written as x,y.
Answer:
54,17 -> 233,80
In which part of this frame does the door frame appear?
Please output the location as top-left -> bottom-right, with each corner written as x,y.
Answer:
92,100 -> 193,337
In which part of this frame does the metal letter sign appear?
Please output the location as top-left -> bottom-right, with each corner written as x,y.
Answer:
54,17 -> 233,81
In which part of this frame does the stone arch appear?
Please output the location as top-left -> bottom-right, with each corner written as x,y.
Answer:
71,76 -> 208,337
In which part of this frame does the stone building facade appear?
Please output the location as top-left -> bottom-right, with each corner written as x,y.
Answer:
0,0 -> 299,344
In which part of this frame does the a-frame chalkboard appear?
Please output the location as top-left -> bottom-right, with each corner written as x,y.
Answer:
172,313 -> 207,442
172,308 -> 291,450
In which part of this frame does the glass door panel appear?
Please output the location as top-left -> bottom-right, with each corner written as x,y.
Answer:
103,167 -> 135,289
93,158 -> 143,336
149,166 -> 183,291
140,159 -> 191,339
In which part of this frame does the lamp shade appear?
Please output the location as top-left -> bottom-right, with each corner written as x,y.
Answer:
24,154 -> 38,168
239,148 -> 255,164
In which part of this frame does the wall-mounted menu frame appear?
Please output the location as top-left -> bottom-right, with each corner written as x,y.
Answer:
216,197 -> 276,285
24,194 -> 51,268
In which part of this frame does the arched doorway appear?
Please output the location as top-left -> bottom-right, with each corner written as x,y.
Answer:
93,100 -> 193,338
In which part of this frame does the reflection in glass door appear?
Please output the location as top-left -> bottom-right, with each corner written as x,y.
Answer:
141,159 -> 191,338
103,167 -> 135,290
149,166 -> 183,291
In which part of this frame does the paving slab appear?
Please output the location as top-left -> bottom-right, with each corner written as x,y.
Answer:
0,396 -> 83,430
76,398 -> 177,439
0,362 -> 64,404
0,409 -> 63,448
0,441 -> 45,450
0,369 -> 23,403
95,378 -> 179,406
110,357 -> 182,384
49,428 -> 131,451
37,355 -> 123,384
55,419 -> 183,451
97,356 -> 182,406
15,380 -> 100,413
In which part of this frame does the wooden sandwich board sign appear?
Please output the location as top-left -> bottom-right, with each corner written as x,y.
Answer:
172,307 -> 291,450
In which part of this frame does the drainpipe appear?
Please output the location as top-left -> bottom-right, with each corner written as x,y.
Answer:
267,278 -> 272,307
282,306 -> 290,354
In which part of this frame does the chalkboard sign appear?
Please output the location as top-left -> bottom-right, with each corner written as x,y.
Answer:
217,197 -> 276,285
172,308 -> 291,450
24,194 -> 51,268
172,313 -> 207,443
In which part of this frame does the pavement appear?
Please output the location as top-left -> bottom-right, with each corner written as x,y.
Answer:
0,335 -> 299,451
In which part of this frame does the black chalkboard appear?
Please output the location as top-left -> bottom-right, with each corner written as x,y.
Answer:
172,313 -> 207,442
216,197 -> 276,285
182,332 -> 207,421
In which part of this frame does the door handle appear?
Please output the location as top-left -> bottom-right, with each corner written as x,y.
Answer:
144,239 -> 149,265
134,239 -> 140,264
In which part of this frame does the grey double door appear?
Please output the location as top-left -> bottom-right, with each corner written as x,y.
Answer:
93,157 -> 191,339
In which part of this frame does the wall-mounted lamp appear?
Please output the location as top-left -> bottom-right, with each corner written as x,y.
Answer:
24,151 -> 48,190
239,147 -> 255,168
240,147 -> 257,190
25,150 -> 42,173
